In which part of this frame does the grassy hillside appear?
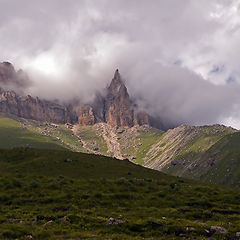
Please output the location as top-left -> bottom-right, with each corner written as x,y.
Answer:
0,115 -> 66,150
149,125 -> 240,187
0,114 -> 86,152
195,132 -> 240,185
0,114 -> 164,161
2,113 -> 240,186
143,125 -> 240,185
146,125 -> 236,170
1,148 -> 240,239
75,124 -> 164,163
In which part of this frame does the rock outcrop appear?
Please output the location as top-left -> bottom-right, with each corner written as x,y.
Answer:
134,112 -> 150,126
77,105 -> 95,125
77,69 -> 150,127
0,90 -> 73,123
0,62 -> 29,94
104,69 -> 135,127
0,62 -> 152,127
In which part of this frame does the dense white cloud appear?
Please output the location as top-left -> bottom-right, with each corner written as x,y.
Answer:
0,0 -> 240,128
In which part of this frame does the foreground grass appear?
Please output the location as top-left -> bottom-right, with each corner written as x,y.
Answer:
1,149 -> 240,239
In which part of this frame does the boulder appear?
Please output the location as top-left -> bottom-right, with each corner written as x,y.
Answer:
210,226 -> 228,234
108,217 -> 125,225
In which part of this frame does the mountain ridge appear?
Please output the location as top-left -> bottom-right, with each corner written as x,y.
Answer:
0,62 -> 153,128
2,62 -> 240,187
2,112 -> 240,186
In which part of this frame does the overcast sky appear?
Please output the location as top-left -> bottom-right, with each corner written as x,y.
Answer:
0,0 -> 240,128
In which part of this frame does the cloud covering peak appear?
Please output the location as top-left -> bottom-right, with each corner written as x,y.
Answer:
0,0 -> 240,128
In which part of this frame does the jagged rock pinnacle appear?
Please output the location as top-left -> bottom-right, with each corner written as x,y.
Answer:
108,69 -> 125,95
114,69 -> 120,78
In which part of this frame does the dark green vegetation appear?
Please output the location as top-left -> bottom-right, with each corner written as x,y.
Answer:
1,148 -> 240,239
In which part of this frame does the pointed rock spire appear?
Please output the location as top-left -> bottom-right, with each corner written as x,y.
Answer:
108,69 -> 126,96
114,68 -> 120,79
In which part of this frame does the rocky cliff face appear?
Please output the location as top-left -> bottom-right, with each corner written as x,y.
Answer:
0,62 -> 152,127
77,105 -> 95,125
0,90 -> 73,123
77,69 -> 150,127
104,69 -> 135,127
0,62 -> 75,123
0,62 -> 29,94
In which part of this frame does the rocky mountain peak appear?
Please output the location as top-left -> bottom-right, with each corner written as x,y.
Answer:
1,61 -> 15,69
0,62 -> 15,83
108,69 -> 126,96
0,63 -> 152,128
76,69 -> 151,127
0,61 -> 30,94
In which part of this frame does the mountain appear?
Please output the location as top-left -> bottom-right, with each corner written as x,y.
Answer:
77,69 -> 150,127
2,112 -> 240,186
0,62 -> 152,128
142,124 -> 240,185
0,90 -> 76,123
0,62 -> 76,123
2,62 -> 240,187
0,61 -> 29,94
3,64 -> 240,239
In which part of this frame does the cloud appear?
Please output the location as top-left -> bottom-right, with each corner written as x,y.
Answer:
0,0 -> 240,128
126,63 -> 240,128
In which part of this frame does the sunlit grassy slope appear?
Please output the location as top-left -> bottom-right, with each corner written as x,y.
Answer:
0,114 -> 86,152
1,113 -> 240,187
0,115 -> 66,150
196,132 -> 240,185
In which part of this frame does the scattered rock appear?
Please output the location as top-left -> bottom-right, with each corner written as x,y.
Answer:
64,158 -> 72,162
108,217 -> 125,225
26,235 -> 33,239
210,226 -> 228,234
186,227 -> 195,231
117,129 -> 125,134
59,216 -> 68,222
171,161 -> 177,166
43,220 -> 53,226
187,166 -> 192,171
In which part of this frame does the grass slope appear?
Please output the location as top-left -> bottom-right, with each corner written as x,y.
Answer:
196,132 -> 240,186
0,115 -> 66,150
0,114 -> 86,152
157,126 -> 240,186
143,125 -> 240,185
1,148 -> 240,239
2,113 -> 240,187
76,125 -> 109,155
